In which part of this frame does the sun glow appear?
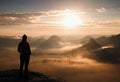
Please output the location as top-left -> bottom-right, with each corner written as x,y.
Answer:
62,9 -> 83,27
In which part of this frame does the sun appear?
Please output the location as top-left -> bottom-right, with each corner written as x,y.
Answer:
63,15 -> 82,27
61,9 -> 83,27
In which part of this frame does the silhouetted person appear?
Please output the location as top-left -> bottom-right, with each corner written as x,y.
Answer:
18,34 -> 31,80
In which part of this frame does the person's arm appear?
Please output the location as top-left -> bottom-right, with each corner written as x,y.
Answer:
28,43 -> 31,55
18,43 -> 21,53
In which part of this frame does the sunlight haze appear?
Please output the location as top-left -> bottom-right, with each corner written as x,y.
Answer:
0,0 -> 120,36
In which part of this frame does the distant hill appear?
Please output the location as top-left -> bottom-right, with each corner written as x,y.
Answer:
0,36 -> 20,48
67,37 -> 101,55
31,37 -> 46,47
96,34 -> 120,48
79,36 -> 93,44
91,48 -> 120,63
38,35 -> 64,49
82,38 -> 101,50
69,34 -> 120,64
95,36 -> 110,46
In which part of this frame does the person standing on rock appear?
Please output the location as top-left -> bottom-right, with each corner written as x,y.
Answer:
18,34 -> 31,80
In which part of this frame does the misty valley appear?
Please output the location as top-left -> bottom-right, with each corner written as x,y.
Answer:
0,34 -> 120,82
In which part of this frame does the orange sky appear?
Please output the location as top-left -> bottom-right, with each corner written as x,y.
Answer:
0,0 -> 120,36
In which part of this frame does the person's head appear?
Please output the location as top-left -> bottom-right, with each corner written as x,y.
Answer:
22,34 -> 27,41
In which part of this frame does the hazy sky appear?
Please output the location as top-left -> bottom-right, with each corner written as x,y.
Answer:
0,0 -> 120,36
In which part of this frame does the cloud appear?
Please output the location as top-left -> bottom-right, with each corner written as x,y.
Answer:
0,12 -> 48,25
96,7 -> 106,13
79,18 -> 120,29
0,9 -> 86,25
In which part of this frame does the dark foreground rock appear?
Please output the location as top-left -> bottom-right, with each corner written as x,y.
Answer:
0,69 -> 65,82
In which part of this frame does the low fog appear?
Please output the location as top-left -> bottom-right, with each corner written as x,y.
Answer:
0,34 -> 120,82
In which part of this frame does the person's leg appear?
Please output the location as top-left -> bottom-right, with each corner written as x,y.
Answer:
24,56 -> 30,79
19,55 -> 24,78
